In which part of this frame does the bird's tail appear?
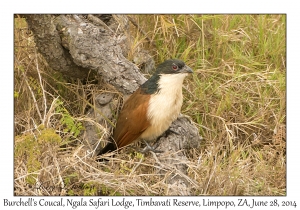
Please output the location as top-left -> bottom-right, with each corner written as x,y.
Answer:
97,140 -> 117,156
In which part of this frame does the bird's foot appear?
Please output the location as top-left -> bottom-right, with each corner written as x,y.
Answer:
139,140 -> 163,154
156,128 -> 180,140
165,128 -> 180,136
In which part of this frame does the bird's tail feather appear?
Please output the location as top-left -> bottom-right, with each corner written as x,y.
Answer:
97,141 -> 117,156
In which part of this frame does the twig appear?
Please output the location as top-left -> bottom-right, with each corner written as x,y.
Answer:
53,156 -> 66,195
129,157 -> 144,176
44,97 -> 59,128
127,16 -> 157,48
87,15 -> 115,34
172,18 -> 179,37
204,155 -> 217,194
34,50 -> 47,125
150,151 -> 199,188
15,55 -> 43,124
24,73 -> 43,122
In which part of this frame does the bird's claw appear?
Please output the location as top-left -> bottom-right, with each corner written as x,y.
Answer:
140,140 -> 163,154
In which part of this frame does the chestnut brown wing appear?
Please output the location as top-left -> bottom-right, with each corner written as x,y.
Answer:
113,88 -> 151,148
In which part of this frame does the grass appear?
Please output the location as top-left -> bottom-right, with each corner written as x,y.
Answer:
14,14 -> 286,195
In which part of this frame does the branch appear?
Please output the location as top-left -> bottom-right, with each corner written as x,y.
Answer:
54,15 -> 146,94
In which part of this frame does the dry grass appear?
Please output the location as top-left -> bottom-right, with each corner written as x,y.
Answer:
14,14 -> 286,196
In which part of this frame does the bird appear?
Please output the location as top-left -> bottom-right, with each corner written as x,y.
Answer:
97,59 -> 193,156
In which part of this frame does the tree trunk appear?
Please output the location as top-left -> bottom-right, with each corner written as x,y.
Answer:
24,15 -> 90,79
23,14 -> 202,195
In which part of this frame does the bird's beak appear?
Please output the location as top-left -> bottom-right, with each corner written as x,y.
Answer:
179,65 -> 193,74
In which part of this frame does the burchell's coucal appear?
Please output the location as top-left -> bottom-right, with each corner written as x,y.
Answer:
98,59 -> 193,156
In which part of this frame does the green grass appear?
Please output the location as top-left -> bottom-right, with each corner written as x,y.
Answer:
14,14 -> 286,195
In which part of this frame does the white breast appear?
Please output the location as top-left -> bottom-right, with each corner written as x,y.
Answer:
140,73 -> 188,140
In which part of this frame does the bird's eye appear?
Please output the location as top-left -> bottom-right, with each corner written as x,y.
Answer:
172,64 -> 178,70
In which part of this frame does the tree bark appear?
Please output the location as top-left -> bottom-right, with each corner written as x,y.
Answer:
23,14 -> 202,195
24,15 -> 90,79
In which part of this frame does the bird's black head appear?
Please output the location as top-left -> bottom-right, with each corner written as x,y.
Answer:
155,59 -> 193,75
141,59 -> 193,94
